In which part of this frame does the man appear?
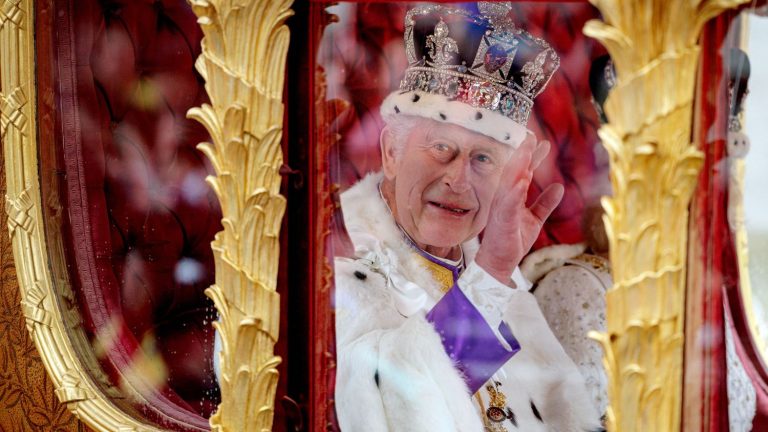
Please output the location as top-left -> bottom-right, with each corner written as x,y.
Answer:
335,3 -> 601,431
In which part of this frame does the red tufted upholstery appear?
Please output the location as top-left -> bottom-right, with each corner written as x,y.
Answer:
54,0 -> 220,428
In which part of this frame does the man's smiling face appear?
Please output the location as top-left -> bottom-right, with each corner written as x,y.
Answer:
381,117 -> 518,254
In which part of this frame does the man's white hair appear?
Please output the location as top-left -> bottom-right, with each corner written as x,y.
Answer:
381,113 -> 423,157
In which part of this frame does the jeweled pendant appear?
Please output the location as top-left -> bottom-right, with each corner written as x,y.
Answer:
487,406 -> 507,423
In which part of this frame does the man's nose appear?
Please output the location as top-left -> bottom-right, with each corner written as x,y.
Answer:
444,157 -> 471,193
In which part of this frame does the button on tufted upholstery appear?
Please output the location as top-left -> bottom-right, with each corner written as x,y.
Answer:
56,0 -> 220,428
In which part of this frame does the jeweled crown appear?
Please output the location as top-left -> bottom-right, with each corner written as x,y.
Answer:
400,3 -> 560,127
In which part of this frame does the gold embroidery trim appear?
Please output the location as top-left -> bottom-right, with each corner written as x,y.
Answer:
413,252 -> 455,293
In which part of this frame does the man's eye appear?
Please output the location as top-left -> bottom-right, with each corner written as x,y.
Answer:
475,154 -> 491,163
430,143 -> 454,161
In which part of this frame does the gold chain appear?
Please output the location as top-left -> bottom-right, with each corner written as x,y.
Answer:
486,381 -> 507,408
474,381 -> 512,432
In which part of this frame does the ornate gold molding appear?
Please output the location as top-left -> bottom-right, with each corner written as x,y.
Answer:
584,1 -> 748,431
187,1 -> 294,430
1,0 -> 163,430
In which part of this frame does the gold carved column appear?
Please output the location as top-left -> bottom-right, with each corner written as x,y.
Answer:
187,1 -> 293,431
584,1 -> 747,431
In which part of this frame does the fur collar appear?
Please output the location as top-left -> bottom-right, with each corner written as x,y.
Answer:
337,173 -> 601,431
340,172 -> 480,302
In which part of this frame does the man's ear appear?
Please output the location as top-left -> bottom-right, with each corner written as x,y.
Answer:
380,126 -> 399,180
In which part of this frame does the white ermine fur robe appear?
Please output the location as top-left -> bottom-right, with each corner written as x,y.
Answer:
334,173 -> 601,432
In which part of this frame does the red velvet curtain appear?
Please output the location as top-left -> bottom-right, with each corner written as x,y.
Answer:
689,6 -> 768,431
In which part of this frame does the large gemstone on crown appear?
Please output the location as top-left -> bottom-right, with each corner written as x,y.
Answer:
468,81 -> 500,109
415,72 -> 427,89
428,76 -> 441,91
500,96 -> 515,116
446,79 -> 460,98
484,44 -> 509,74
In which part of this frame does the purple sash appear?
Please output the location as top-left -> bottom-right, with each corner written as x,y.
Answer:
404,237 -> 521,393
426,283 -> 520,393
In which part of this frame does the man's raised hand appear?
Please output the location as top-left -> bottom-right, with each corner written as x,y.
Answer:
474,137 -> 564,285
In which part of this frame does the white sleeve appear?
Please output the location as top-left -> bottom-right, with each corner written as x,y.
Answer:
457,262 -> 531,347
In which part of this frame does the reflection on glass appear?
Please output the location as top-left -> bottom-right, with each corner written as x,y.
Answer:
743,14 -> 768,352
44,0 -> 221,428
318,2 -> 612,430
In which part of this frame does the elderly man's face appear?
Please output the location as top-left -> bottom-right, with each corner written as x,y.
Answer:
381,118 -> 517,252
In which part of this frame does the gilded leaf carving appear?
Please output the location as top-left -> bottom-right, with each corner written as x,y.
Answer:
55,370 -> 91,404
187,0 -> 294,430
584,0 -> 748,431
21,282 -> 51,332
